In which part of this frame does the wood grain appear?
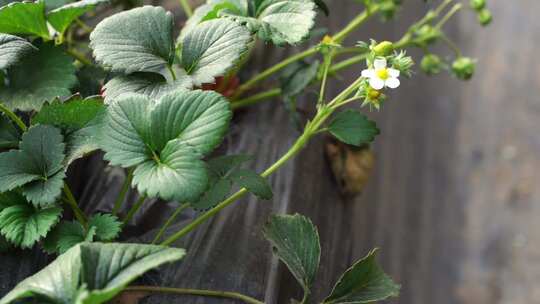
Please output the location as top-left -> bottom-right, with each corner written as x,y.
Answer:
1,2 -> 539,304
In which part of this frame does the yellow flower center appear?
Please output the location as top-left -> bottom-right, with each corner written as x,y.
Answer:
376,68 -> 389,80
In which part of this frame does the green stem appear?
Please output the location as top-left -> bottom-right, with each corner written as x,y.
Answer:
125,286 -> 264,304
167,65 -> 177,81
0,102 -> 27,132
435,0 -> 454,17
75,18 -> 93,34
232,7 -> 377,99
66,48 -> 92,66
161,77 -> 362,246
232,48 -> 318,98
122,195 -> 146,226
152,203 -> 190,244
318,51 -> 333,107
63,184 -> 88,229
179,0 -> 193,17
333,8 -> 373,43
440,34 -> 462,57
329,53 -> 368,74
231,88 -> 281,110
112,168 -> 134,216
435,3 -> 463,29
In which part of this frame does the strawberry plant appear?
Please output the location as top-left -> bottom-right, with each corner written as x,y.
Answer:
0,0 -> 491,303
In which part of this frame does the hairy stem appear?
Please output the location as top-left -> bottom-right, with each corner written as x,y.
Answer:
63,184 -> 88,229
161,77 -> 363,246
232,7 -> 378,99
232,48 -> 318,99
122,195 -> 146,226
231,88 -> 281,110
66,48 -> 92,66
112,168 -> 134,216
435,3 -> 463,29
125,286 -> 264,304
318,51 -> 333,107
179,0 -> 193,17
152,203 -> 190,244
333,8 -> 372,43
0,102 -> 27,132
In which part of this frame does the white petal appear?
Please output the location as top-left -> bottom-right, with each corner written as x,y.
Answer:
361,69 -> 375,78
369,77 -> 385,90
374,58 -> 387,70
388,68 -> 400,78
385,77 -> 400,89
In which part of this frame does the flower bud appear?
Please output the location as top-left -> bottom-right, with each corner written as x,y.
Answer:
469,0 -> 486,10
390,51 -> 414,77
415,25 -> 442,46
477,9 -> 492,26
420,54 -> 443,75
372,41 -> 394,56
452,57 -> 476,80
379,0 -> 400,21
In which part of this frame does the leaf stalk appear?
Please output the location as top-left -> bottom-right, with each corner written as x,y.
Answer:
125,286 -> 264,304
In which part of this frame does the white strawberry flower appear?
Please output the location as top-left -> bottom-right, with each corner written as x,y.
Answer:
361,58 -> 400,90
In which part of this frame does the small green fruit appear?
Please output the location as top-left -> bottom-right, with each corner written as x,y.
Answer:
420,54 -> 444,75
452,57 -> 476,80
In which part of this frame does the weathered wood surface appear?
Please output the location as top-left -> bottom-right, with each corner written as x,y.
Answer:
2,1 -> 540,304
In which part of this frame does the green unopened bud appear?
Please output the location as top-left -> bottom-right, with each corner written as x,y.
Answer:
420,54 -> 444,75
391,51 -> 414,77
452,57 -> 476,80
469,0 -> 486,10
379,0 -> 399,21
373,41 -> 394,56
477,9 -> 492,26
415,25 -> 442,46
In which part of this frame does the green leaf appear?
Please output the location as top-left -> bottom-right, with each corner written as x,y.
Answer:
180,19 -> 252,85
33,95 -> 106,165
229,169 -> 272,200
89,6 -> 175,76
0,113 -> 19,149
280,60 -> 320,97
33,95 -> 104,132
324,249 -> 400,303
0,198 -> 62,248
191,177 -> 232,210
263,213 -> 321,297
0,33 -> 37,70
0,1 -> 50,39
88,213 -> 121,241
0,242 -> 186,304
0,191 -> 26,211
132,139 -> 208,202
178,0 -> 248,40
254,0 -> 317,45
47,0 -> 109,37
189,0 -> 317,45
101,90 -> 231,201
328,110 -> 380,146
207,154 -> 252,177
0,43 -> 77,111
43,220 -> 95,254
103,72 -> 192,103
0,125 -> 66,206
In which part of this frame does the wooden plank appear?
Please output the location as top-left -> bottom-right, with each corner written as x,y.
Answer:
2,2 -> 540,304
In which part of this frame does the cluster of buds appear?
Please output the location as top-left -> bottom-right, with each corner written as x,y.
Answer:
357,40 -> 413,110
470,0 -> 492,26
